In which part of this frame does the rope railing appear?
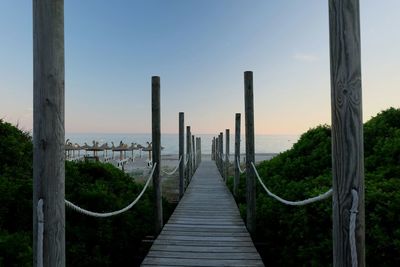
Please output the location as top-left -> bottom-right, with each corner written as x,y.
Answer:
161,156 -> 182,175
65,163 -> 157,218
251,161 -> 359,264
236,156 -> 246,174
37,199 -> 44,267
251,162 -> 332,205
350,189 -> 359,267
185,155 -> 190,166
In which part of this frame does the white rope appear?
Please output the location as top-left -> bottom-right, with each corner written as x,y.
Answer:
236,157 -> 246,174
65,163 -> 156,218
37,199 -> 44,267
350,189 -> 359,267
185,156 -> 190,166
251,162 -> 332,205
162,156 -> 182,175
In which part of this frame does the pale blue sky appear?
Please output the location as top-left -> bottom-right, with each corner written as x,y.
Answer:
0,0 -> 399,134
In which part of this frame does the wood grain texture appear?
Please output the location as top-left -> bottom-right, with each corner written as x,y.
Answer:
33,0 -> 65,266
234,113 -> 241,196
179,112 -> 184,199
244,71 -> 256,235
141,160 -> 264,266
152,76 -> 163,234
329,0 -> 365,266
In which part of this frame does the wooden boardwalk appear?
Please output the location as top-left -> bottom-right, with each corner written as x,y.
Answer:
141,160 -> 264,266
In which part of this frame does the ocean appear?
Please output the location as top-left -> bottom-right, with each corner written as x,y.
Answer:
66,133 -> 300,155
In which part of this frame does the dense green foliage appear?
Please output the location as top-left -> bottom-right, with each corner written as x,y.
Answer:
0,120 -> 175,266
228,108 -> 400,266
0,120 -> 33,267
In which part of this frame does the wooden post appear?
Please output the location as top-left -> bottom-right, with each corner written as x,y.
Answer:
199,137 -> 202,163
244,71 -> 256,234
186,126 -> 191,184
197,137 -> 200,165
329,1 -> 365,266
225,129 -> 230,183
217,134 -> 220,171
212,138 -> 215,160
179,112 -> 184,199
192,135 -> 196,173
234,113 -> 241,197
215,137 -> 219,167
152,76 -> 163,234
219,132 -> 223,178
195,137 -> 198,168
33,0 -> 65,266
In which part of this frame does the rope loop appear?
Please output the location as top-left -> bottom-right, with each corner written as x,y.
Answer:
350,189 -> 359,267
236,156 -> 246,174
251,162 -> 332,206
162,156 -> 182,175
65,163 -> 157,218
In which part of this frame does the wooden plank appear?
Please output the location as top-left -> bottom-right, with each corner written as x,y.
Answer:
153,239 -> 254,247
329,0 -> 365,266
161,231 -> 250,237
142,160 -> 264,266
147,251 -> 262,260
142,257 -> 264,267
33,1 -> 65,266
149,245 -> 258,253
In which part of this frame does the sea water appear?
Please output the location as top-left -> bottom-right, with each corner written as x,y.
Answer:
66,133 -> 299,155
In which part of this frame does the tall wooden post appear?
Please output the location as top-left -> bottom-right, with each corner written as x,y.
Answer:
212,138 -> 215,160
179,112 -> 184,199
234,113 -> 241,197
186,126 -> 191,184
244,71 -> 256,234
152,76 -> 163,234
216,137 -> 219,167
220,132 -> 223,178
195,137 -> 198,168
199,137 -> 202,163
192,135 -> 196,173
33,0 -> 65,266
225,129 -> 230,183
329,1 -> 365,266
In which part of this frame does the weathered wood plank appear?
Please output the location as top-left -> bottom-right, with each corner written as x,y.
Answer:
142,257 -> 264,267
149,245 -> 258,253
141,160 -> 264,266
147,251 -> 262,260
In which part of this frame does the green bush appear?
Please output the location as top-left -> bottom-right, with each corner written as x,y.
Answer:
0,119 -> 175,266
228,108 -> 400,266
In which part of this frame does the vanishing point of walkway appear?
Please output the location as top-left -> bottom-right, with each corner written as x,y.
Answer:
141,160 -> 264,266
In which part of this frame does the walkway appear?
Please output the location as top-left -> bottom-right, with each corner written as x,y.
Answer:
141,160 -> 264,266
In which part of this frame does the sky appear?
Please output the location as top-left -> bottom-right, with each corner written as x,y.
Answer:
0,0 -> 399,135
